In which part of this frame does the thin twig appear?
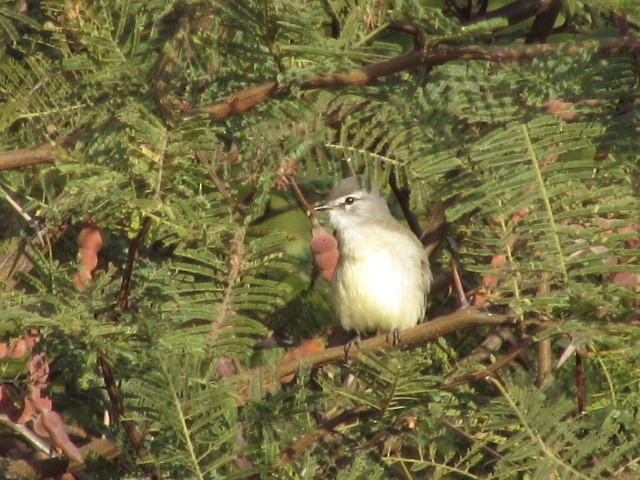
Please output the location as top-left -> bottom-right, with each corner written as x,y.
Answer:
0,413 -> 53,454
0,187 -> 46,246
0,219 -> 69,287
388,171 -> 422,239
98,356 -> 162,480
387,20 -> 424,49
116,216 -> 152,311
576,351 -> 585,414
277,406 -> 373,466
440,417 -> 503,460
286,176 -> 315,220
451,258 -> 469,307
536,271 -> 553,386
441,337 -> 535,390
322,0 -> 340,38
457,327 -> 519,367
195,151 -> 246,217
100,216 -> 160,479
420,199 -> 451,259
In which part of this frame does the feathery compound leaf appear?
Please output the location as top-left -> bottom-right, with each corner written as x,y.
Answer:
1,0 -> 640,477
444,116 -> 639,315
483,379 -> 639,479
127,350 -> 240,478
169,228 -> 291,359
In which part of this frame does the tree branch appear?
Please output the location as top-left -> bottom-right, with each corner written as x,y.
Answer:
275,322 -> 531,470
115,216 -> 152,311
525,0 -> 561,44
536,271 -> 553,386
98,356 -> 162,480
0,144 -> 55,171
474,0 -> 555,25
0,135 -> 76,171
195,151 -> 247,217
99,216 -> 160,479
2,38 -> 639,164
0,413 -> 52,454
192,36 -> 640,121
441,337 -> 535,390
389,171 -> 423,239
259,307 -> 512,383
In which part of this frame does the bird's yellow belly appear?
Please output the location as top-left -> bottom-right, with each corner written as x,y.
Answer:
332,253 -> 425,334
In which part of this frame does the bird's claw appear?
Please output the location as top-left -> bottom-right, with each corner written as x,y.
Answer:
386,328 -> 401,347
344,334 -> 361,362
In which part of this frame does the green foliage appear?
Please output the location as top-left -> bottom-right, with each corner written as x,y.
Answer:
1,0 -> 639,478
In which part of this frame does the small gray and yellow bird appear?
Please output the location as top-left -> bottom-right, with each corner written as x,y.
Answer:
314,176 -> 432,352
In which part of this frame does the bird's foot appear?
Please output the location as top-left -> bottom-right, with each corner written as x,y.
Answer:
386,328 -> 401,347
344,333 -> 361,362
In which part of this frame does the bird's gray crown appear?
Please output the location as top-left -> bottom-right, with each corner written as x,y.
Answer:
325,176 -> 373,202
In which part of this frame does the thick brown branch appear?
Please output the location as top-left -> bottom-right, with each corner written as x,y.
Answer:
275,324 -> 528,470
0,144 -> 54,170
0,135 -> 76,171
2,37 -> 639,165
193,36 -> 640,121
193,81 -> 285,119
267,307 -> 511,381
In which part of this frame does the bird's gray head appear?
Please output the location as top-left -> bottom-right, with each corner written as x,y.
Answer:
314,176 -> 393,232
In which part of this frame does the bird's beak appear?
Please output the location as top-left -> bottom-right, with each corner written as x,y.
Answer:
314,203 -> 331,211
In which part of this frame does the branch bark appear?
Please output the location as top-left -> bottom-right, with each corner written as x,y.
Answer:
254,307 -> 512,384
0,135 -> 76,171
192,36 -> 640,121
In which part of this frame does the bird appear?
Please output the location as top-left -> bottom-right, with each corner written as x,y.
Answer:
314,176 -> 432,355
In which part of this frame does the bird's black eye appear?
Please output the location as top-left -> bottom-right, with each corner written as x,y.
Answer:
344,196 -> 355,205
